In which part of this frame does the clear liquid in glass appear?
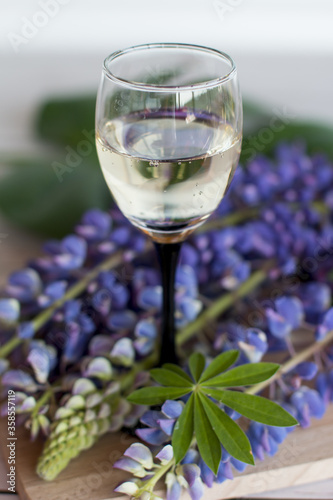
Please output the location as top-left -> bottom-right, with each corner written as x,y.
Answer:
96,109 -> 241,243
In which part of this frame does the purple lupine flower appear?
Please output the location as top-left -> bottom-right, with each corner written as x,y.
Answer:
293,361 -> 318,380
17,321 -> 35,339
300,282 -> 331,319
181,464 -> 204,500
2,370 -> 38,392
156,445 -> 173,464
38,281 -> 67,308
137,286 -> 162,310
238,328 -> 268,363
0,298 -> 20,324
107,310 -> 136,331
27,341 -> 57,384
290,387 -> 325,427
124,443 -> 154,469
75,208 -> 112,241
136,400 -> 183,446
134,319 -> 158,357
215,460 -> 233,484
316,307 -> 333,340
166,472 -> 182,500
266,308 -> 292,339
6,268 -> 42,302
110,338 -> 135,367
275,296 -> 304,329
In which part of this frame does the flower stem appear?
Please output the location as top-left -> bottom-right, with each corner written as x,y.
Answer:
176,268 -> 268,346
246,328 -> 333,395
137,458 -> 175,497
31,387 -> 54,417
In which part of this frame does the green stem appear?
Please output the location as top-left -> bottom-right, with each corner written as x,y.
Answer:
176,268 -> 268,346
246,328 -> 333,395
196,208 -> 259,233
196,200 -> 329,234
138,458 -> 175,497
31,387 -> 54,417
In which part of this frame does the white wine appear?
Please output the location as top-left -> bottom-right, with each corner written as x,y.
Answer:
96,109 -> 241,243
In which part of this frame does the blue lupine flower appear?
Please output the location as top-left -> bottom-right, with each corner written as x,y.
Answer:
38,281 -> 67,308
0,298 -> 20,324
275,296 -> 304,329
238,328 -> 268,363
293,361 -> 318,380
107,310 -> 137,330
290,387 -> 326,427
316,307 -> 333,340
6,268 -> 42,302
75,208 -> 112,241
138,286 -> 162,310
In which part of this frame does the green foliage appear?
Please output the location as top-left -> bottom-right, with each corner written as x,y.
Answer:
127,351 -> 298,474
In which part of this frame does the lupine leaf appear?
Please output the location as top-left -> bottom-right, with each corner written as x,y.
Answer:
127,386 -> 191,406
163,363 -> 193,384
150,368 -> 193,388
199,350 -> 239,383
194,393 -> 221,475
189,352 -> 206,382
202,362 -> 279,387
172,394 -> 194,464
199,392 -> 254,465
202,388 -> 298,427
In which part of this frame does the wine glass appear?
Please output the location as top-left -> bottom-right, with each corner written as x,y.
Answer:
95,43 -> 242,365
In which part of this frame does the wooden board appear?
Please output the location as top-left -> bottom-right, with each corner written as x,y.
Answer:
1,406 -> 333,500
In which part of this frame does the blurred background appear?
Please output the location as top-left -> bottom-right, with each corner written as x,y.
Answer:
1,0 -> 333,284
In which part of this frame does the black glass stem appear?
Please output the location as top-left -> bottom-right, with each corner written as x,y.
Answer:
154,241 -> 182,366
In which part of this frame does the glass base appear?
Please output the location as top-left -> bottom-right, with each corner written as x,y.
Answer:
128,214 -> 211,243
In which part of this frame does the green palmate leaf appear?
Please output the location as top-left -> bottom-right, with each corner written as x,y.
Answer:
189,352 -> 206,382
199,393 -> 254,465
202,362 -> 279,388
203,388 -> 298,427
127,386 -> 191,406
172,394 -> 194,464
162,363 -> 193,384
199,350 -> 239,383
194,393 -> 221,475
150,368 -> 193,388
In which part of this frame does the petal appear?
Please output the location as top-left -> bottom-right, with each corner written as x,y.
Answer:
275,296 -> 304,329
17,322 -> 35,339
124,443 -> 154,469
72,378 -> 96,396
156,445 -> 174,464
135,427 -> 168,446
162,400 -> 183,419
294,361 -> 317,380
0,298 -> 20,324
266,308 -> 292,338
84,357 -> 113,380
113,457 -> 146,478
181,464 -> 200,487
135,319 -> 158,339
114,481 -> 139,496
27,347 -> 50,384
110,338 -> 135,367
2,370 -> 38,392
107,310 -> 137,330
158,418 -> 175,436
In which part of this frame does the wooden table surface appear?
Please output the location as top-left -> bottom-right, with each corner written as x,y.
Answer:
0,219 -> 333,499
